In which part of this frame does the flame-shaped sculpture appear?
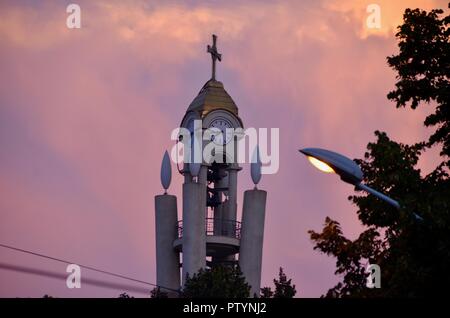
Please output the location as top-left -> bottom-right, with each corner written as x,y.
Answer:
251,146 -> 262,187
160,150 -> 171,193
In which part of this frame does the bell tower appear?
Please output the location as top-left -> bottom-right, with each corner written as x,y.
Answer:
155,35 -> 267,297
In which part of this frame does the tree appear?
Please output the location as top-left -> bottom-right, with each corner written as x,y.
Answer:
273,267 -> 297,298
260,287 -> 274,298
181,265 -> 251,298
260,267 -> 297,298
118,292 -> 133,298
150,287 -> 169,298
387,4 -> 450,159
309,3 -> 450,298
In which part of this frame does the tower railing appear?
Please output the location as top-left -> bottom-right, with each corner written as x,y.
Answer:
176,218 -> 241,240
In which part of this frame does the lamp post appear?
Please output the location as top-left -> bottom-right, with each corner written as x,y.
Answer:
299,148 -> 422,220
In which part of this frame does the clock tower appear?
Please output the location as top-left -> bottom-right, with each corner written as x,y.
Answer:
155,35 -> 267,297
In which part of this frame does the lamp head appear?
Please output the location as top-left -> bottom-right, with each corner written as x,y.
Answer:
299,148 -> 363,185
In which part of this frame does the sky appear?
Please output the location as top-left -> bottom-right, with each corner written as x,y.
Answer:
0,0 -> 447,297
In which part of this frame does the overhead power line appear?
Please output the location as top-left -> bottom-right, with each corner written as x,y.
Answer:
0,243 -> 180,294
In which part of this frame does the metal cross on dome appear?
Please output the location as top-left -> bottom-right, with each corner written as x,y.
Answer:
207,34 -> 222,81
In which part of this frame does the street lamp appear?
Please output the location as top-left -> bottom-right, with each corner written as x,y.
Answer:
299,148 -> 422,219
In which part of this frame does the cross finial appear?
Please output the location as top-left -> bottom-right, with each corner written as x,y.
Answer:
207,34 -> 222,81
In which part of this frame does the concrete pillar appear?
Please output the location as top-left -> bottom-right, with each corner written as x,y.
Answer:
239,189 -> 267,297
182,165 -> 207,283
213,203 -> 223,235
155,194 -> 180,296
213,167 -> 228,236
212,201 -> 235,265
226,168 -> 238,222
183,163 -> 192,183
198,165 -> 208,184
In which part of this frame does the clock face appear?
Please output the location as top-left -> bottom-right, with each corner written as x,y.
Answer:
209,118 -> 233,145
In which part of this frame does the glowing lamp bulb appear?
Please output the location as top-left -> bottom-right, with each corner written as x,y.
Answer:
307,156 -> 335,173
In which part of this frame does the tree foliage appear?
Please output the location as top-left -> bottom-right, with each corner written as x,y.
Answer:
260,267 -> 297,298
181,266 -> 251,298
309,3 -> 450,297
150,287 -> 169,298
387,4 -> 450,158
260,287 -> 274,298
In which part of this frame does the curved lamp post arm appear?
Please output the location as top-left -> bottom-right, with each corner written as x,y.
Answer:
355,183 -> 401,209
356,183 -> 423,221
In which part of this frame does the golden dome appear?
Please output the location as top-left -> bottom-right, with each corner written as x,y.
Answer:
186,79 -> 239,119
